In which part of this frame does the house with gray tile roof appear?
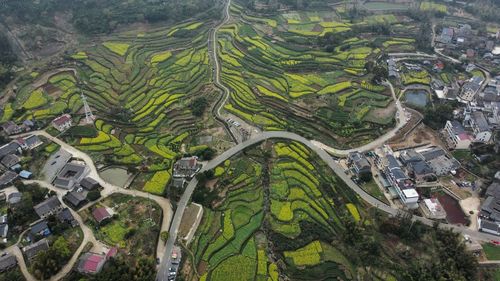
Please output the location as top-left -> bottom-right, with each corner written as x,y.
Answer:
0,253 -> 17,272
23,238 -> 49,261
33,196 -> 63,219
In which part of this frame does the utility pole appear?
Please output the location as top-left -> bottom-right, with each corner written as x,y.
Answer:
81,90 -> 95,124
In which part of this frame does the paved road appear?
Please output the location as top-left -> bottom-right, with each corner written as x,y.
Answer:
211,0 -> 232,121
156,129 -> 500,279
311,80 -> 408,156
158,1 -> 234,279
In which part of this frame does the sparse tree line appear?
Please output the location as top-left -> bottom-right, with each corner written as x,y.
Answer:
0,0 -> 220,35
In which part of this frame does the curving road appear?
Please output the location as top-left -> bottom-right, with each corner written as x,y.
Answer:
311,80 -> 408,156
158,0 -> 234,279
158,130 -> 500,281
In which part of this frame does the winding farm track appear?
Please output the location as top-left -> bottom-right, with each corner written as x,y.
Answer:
208,0 -> 238,143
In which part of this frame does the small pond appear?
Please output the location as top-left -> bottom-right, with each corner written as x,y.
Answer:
99,167 -> 132,188
405,90 -> 429,108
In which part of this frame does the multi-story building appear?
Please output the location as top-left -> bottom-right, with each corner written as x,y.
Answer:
470,111 -> 492,143
444,120 -> 473,149
347,152 -> 372,177
384,155 -> 419,209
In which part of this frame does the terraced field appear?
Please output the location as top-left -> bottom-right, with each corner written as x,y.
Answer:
1,20 -> 220,194
214,3 -> 420,147
189,141 -> 366,281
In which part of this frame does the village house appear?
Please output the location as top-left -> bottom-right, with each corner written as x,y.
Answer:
383,154 -> 419,209
478,182 -> 500,235
470,111 -> 492,143
77,248 -> 117,275
173,156 -> 201,178
458,76 -> 484,103
57,208 -> 78,227
7,192 -> 22,204
22,238 -> 49,262
29,220 -> 51,241
79,177 -> 100,190
51,114 -> 73,132
33,196 -> 64,219
64,189 -> 88,209
53,162 -> 89,190
92,207 -> 112,224
0,171 -> 18,188
0,253 -> 17,272
15,135 -> 43,150
1,121 -> 22,135
420,148 -> 460,176
444,120 -> 473,149
0,142 -> 21,160
0,154 -> 20,169
420,198 -> 446,220
347,151 -> 372,178
77,253 -> 106,274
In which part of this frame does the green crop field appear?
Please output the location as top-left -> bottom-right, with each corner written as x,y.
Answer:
1,18 -> 218,193
187,141 -> 479,281
212,3 -> 406,148
189,142 -> 364,280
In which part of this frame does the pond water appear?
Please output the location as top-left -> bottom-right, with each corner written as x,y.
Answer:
405,90 -> 429,108
99,167 -> 132,188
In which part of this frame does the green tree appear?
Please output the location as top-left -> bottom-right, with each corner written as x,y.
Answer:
160,231 -> 169,242
87,190 -> 101,202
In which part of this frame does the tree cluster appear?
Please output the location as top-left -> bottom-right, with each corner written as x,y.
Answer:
422,101 -> 459,130
0,32 -> 16,90
189,97 -> 208,117
0,0 -> 218,35
31,236 -> 71,280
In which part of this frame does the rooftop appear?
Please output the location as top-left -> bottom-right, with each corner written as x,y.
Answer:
23,238 -> 49,260
77,252 -> 106,274
472,111 -> 490,132
30,220 -> 49,236
92,207 -> 111,223
80,177 -> 100,190
0,253 -> 17,271
402,188 -> 419,198
33,196 -> 62,218
64,190 -> 88,207
52,114 -> 72,127
0,142 -> 20,159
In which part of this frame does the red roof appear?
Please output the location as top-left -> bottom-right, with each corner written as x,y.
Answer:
458,133 -> 472,141
106,247 -> 118,258
15,137 -> 26,145
52,114 -> 71,126
83,254 -> 104,273
92,207 -> 111,223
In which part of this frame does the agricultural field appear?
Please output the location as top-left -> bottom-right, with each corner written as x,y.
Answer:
185,141 -> 480,281
216,3 -> 422,148
80,194 -> 162,256
187,141 -> 367,280
1,19 -> 224,193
